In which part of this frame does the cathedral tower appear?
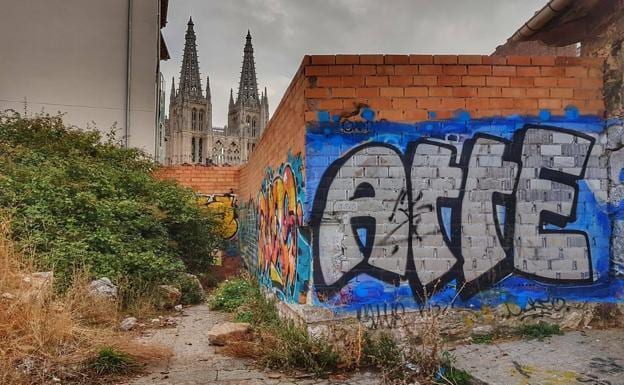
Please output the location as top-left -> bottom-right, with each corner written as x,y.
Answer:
227,31 -> 269,161
166,18 -> 212,164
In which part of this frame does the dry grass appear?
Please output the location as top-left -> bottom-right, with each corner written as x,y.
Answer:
0,221 -> 171,384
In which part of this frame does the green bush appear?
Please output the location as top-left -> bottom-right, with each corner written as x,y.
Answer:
516,322 -> 563,340
177,274 -> 205,305
208,277 -> 256,311
0,112 -> 225,293
91,347 -> 135,375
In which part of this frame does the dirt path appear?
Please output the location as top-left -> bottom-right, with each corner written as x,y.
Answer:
121,305 -> 379,385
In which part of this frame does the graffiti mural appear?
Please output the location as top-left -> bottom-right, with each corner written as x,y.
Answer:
256,152 -> 311,303
199,191 -> 239,240
306,109 -> 624,311
199,191 -> 239,257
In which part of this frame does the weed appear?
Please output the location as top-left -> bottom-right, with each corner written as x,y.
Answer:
91,347 -> 136,375
471,333 -> 493,344
436,351 -> 472,385
208,277 -> 255,311
516,322 -> 563,340
177,273 -> 205,305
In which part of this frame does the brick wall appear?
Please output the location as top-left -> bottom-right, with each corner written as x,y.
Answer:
153,164 -> 240,194
238,64 -> 307,202
302,54 -> 604,121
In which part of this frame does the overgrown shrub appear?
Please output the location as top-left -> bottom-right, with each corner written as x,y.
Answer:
177,274 -> 205,305
0,112 -> 225,293
208,277 -> 256,311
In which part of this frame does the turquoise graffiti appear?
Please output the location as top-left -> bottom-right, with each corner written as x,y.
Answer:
256,152 -> 311,303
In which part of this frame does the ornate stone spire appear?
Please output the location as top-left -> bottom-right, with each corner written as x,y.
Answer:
236,30 -> 260,105
179,17 -> 203,99
170,76 -> 176,101
205,76 -> 211,100
229,88 -> 235,109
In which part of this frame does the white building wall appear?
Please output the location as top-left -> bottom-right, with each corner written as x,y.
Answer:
0,0 -> 163,158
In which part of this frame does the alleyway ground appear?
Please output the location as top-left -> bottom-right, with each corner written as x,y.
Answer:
122,305 -> 624,385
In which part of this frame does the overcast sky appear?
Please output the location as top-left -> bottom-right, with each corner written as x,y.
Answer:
161,0 -> 545,127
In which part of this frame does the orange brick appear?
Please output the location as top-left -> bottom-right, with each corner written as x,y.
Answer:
385,55 -> 409,64
389,75 -> 413,86
404,109 -> 429,121
404,87 -> 429,97
514,98 -> 538,109
380,87 -> 404,97
392,98 -> 417,109
409,55 -> 433,64
517,66 -> 541,77
501,88 -> 525,97
458,55 -> 483,64
418,98 -> 442,109
304,88 -> 330,98
413,75 -> 438,86
492,66 -> 517,76
366,76 -> 389,86
443,65 -> 468,75
438,75 -> 461,86
434,55 -> 458,64
378,109 -> 403,120
336,55 -> 360,64
531,56 -> 556,66
360,55 -> 384,64
356,87 -> 379,98
429,87 -> 453,97
305,66 -> 328,76
534,77 -> 558,87
395,65 -> 419,75
507,56 -> 531,66
318,99 -> 344,109
538,99 -> 562,109
483,56 -> 507,65
468,65 -> 492,76
486,76 -> 509,87
354,65 -> 377,75
581,77 -> 603,89
367,98 -> 392,109
478,87 -> 502,97
462,75 -> 486,86
328,65 -> 353,76
588,67 -> 602,78
550,88 -> 573,98
310,55 -> 335,65
439,97 -> 465,109
565,66 -> 588,78
510,77 -> 534,87
526,88 -> 549,98
588,99 -> 605,111
317,76 -> 342,87
377,65 -> 395,75
419,65 -> 444,75
332,87 -> 356,97
573,88 -> 600,99
541,66 -> 565,77
489,98 -> 514,109
466,98 -> 490,109
342,75 -> 365,87
453,87 -> 478,97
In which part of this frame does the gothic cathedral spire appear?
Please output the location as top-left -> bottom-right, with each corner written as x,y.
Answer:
179,17 -> 203,99
236,30 -> 260,105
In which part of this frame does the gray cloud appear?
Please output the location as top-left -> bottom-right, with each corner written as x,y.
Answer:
161,0 -> 545,127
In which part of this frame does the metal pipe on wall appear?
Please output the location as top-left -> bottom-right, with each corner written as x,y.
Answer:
125,0 -> 134,148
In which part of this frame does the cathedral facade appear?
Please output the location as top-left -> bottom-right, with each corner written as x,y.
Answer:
165,18 -> 269,165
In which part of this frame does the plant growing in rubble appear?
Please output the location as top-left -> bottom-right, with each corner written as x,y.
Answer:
0,111 -> 225,295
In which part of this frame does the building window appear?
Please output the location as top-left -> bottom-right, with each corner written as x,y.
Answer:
198,138 -> 203,162
191,137 -> 196,163
192,109 -> 197,130
199,110 -> 204,130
